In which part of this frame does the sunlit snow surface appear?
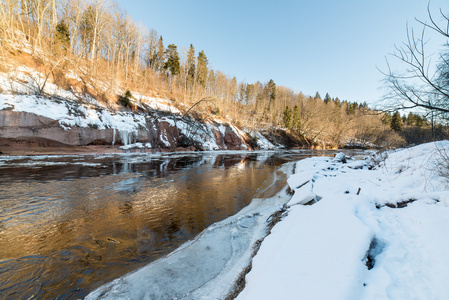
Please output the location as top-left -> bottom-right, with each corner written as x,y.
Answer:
238,141 -> 449,300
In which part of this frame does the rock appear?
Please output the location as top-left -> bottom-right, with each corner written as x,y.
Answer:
0,110 -> 250,154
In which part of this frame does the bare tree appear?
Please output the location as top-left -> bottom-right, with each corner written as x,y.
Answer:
382,4 -> 449,122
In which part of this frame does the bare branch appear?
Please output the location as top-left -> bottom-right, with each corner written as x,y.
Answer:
382,3 -> 449,122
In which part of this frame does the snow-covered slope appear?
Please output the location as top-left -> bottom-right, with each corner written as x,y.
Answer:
0,68 -> 278,152
238,141 -> 449,300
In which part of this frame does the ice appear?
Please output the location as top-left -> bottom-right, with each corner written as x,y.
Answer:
85,163 -> 294,300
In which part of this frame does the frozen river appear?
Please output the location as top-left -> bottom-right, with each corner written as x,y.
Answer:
0,150 -> 346,299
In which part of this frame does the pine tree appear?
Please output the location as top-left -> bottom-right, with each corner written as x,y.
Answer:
314,92 -> 321,100
80,5 -> 95,58
382,113 -> 392,125
164,44 -> 180,76
334,97 -> 341,107
283,106 -> 292,128
55,20 -> 70,50
267,79 -> 276,103
197,50 -> 208,87
406,112 -> 416,126
346,102 -> 357,114
415,115 -> 424,127
324,93 -> 331,104
390,111 -> 402,131
155,36 -> 165,71
185,44 -> 196,85
292,104 -> 301,131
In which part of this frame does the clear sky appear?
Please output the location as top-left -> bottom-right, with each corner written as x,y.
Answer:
117,0 -> 448,106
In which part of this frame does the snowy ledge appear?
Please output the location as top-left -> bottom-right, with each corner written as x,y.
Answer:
238,141 -> 449,300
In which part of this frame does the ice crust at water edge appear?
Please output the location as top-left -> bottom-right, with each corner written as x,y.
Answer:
85,163 -> 294,299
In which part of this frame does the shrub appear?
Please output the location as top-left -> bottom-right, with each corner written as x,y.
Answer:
119,90 -> 135,109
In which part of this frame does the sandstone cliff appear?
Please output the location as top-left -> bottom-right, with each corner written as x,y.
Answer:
0,94 -> 273,155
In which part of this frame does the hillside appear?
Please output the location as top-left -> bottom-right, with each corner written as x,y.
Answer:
0,67 -> 276,155
0,0 -> 424,154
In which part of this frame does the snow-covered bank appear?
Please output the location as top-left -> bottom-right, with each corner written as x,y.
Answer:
0,92 -> 262,151
0,66 -> 279,153
238,141 -> 449,300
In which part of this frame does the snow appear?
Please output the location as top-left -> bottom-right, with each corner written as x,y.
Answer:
85,163 -> 294,299
244,129 -> 275,150
0,91 -> 247,150
238,141 -> 449,300
82,142 -> 449,300
133,93 -> 181,114
0,67 -> 279,151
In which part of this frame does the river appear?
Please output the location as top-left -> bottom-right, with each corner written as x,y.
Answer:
0,150 -> 351,299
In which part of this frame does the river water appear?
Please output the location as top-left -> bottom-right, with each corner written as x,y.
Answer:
0,150 -> 348,299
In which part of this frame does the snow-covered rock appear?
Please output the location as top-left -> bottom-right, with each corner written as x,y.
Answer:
0,92 -> 258,153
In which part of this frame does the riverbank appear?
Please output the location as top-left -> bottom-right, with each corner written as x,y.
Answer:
237,141 -> 449,300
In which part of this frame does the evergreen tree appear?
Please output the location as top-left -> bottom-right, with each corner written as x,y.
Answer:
390,111 -> 402,131
283,106 -> 292,128
415,115 -> 424,127
55,20 -> 70,50
346,102 -> 357,114
164,44 -> 180,76
80,5 -> 95,57
382,113 -> 392,125
197,50 -> 208,86
334,97 -> 341,107
292,104 -> 301,131
120,90 -> 133,108
406,112 -> 416,126
149,36 -> 165,71
267,79 -> 276,103
314,92 -> 321,99
324,93 -> 331,104
185,44 -> 196,85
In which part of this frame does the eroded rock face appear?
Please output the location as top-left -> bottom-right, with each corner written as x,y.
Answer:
0,110 -> 251,154
223,125 -> 246,150
0,111 -> 117,146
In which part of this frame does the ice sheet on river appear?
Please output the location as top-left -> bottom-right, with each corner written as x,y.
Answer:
85,164 -> 292,299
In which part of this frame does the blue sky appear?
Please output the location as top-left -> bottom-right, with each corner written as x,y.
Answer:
117,0 -> 448,106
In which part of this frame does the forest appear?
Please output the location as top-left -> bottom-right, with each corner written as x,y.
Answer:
0,0 -> 446,149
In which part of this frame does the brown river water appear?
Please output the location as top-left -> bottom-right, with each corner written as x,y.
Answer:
0,150 -> 352,299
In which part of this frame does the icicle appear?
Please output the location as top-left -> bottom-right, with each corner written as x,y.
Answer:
120,130 -> 129,146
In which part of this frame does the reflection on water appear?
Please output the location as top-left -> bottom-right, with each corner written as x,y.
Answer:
0,150 -> 351,299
